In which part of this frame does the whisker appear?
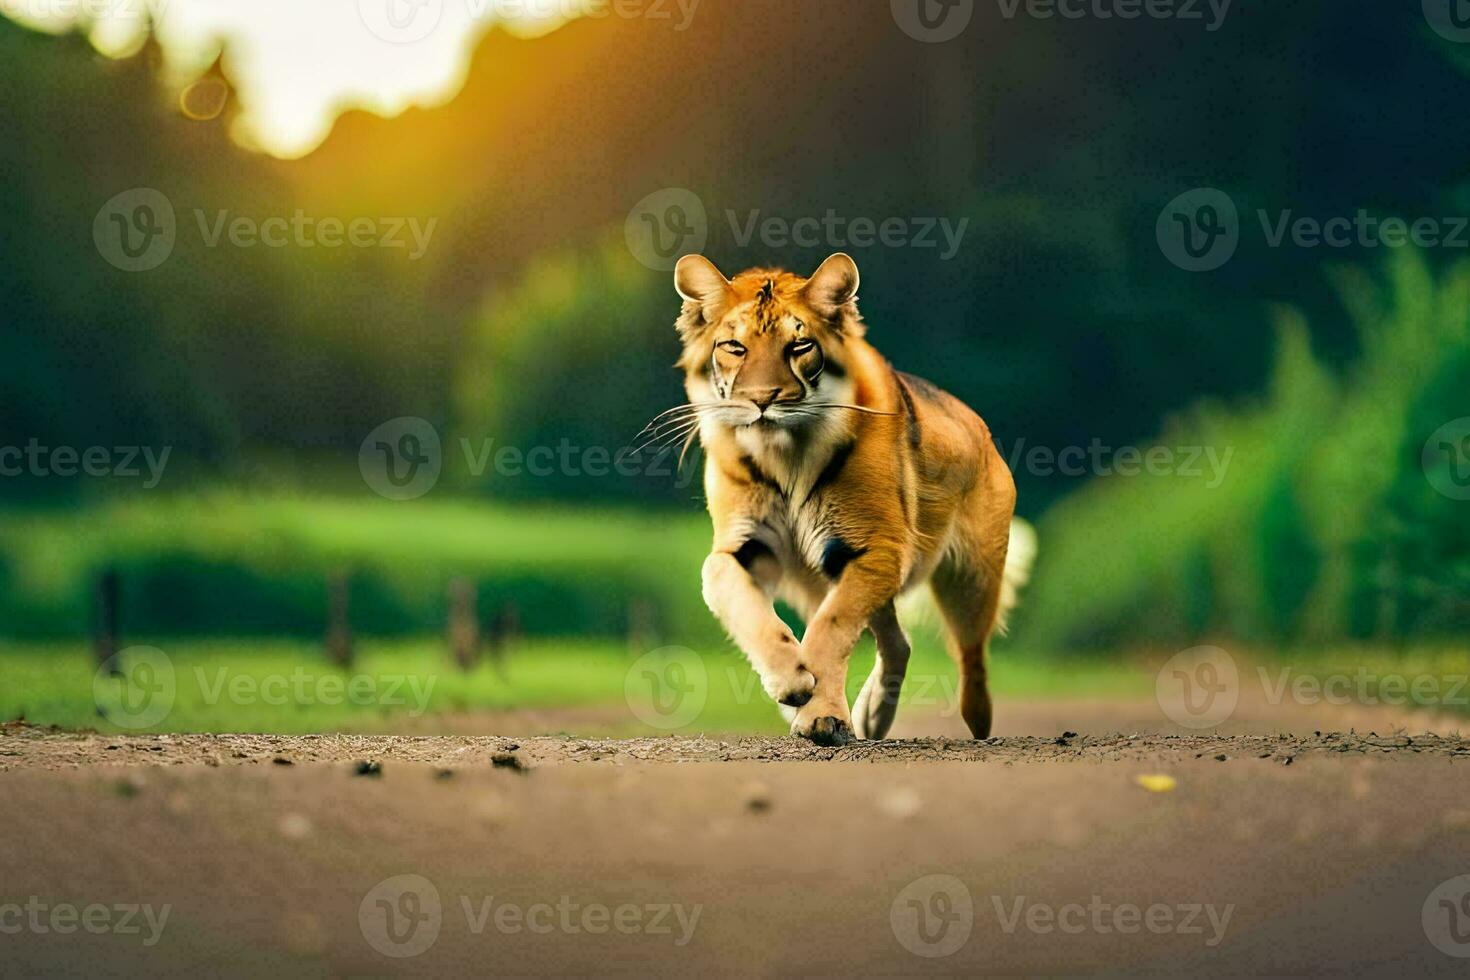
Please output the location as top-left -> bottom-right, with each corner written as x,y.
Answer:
634,401 -> 749,439
677,425 -> 704,472
819,403 -> 900,417
634,409 -> 718,447
631,418 -> 702,457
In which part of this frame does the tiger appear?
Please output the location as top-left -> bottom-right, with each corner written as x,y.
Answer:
664,252 -> 1033,745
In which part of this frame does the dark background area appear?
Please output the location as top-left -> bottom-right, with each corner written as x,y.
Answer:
1,0 -> 1467,651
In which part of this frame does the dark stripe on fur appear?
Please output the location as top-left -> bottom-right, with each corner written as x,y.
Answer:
733,538 -> 775,571
820,537 -> 867,580
803,440 -> 854,505
739,455 -> 783,494
896,374 -> 922,451
897,371 -> 942,402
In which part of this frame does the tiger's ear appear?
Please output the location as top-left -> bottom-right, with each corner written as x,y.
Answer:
805,252 -> 860,312
675,254 -> 730,325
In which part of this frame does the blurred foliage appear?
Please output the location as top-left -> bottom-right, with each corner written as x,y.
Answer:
2,2 -> 1469,653
0,495 -> 713,641
1021,252 -> 1470,649
452,236 -> 695,502
1,636 -> 1151,734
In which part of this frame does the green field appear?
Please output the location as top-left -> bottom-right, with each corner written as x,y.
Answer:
0,636 -> 1162,735
0,493 -> 715,641
3,494 -> 1463,736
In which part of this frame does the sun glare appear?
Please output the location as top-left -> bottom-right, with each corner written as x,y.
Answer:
0,0 -> 581,158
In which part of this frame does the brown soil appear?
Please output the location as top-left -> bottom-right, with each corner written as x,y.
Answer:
3,702 -> 1469,977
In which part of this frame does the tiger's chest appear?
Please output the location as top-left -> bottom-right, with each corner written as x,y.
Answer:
737,447 -> 859,582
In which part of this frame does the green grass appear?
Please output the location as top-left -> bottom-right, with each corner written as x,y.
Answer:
0,636 -> 1155,735
0,493 -> 715,640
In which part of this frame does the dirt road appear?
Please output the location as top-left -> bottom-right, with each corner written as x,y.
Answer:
3,695 -> 1470,977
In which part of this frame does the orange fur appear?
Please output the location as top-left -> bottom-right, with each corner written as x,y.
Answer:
670,253 -> 1018,743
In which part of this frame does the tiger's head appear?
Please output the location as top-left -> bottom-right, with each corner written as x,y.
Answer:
673,253 -> 864,436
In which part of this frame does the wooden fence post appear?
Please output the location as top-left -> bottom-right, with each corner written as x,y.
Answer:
94,567 -> 121,673
487,601 -> 519,677
447,578 -> 480,671
325,571 -> 353,668
626,596 -> 657,654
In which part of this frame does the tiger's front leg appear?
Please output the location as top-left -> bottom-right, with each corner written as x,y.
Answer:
701,550 -> 816,708
791,547 -> 905,746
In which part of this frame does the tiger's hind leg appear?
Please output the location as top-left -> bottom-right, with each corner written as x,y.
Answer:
930,559 -> 1004,739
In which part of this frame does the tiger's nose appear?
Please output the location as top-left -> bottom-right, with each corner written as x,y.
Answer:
751,389 -> 783,411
